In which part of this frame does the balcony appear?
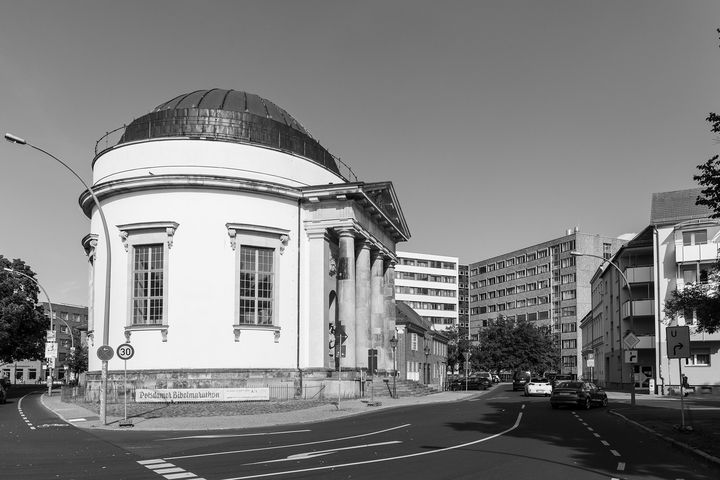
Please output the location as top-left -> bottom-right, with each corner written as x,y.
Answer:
624,266 -> 653,284
675,243 -> 719,263
622,299 -> 654,319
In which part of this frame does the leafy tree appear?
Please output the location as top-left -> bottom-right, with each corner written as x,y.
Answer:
0,256 -> 49,364
474,316 -> 558,375
444,325 -> 472,374
67,345 -> 88,380
664,262 -> 720,333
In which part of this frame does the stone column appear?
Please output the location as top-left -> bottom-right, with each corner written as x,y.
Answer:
337,228 -> 356,366
383,259 -> 397,372
371,251 -> 385,370
355,240 -> 371,369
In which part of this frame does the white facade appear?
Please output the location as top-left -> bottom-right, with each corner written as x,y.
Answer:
395,251 -> 459,331
81,89 -> 410,395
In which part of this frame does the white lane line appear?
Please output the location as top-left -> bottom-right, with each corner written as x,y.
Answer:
137,459 -> 203,479
587,427 -> 594,431
244,441 -> 402,465
593,433 -> 601,438
220,412 -> 525,480
601,440 -> 610,446
163,429 -> 311,441
18,395 -> 36,430
617,462 -> 626,471
610,449 -> 621,457
165,423 -> 411,461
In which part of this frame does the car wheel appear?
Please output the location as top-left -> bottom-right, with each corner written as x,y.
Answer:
583,397 -> 591,410
601,396 -> 608,407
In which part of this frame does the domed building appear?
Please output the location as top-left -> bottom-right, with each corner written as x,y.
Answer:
80,89 -> 410,398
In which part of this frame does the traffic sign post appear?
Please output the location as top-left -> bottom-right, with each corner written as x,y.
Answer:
666,326 -> 692,430
116,344 -> 135,427
624,350 -> 638,364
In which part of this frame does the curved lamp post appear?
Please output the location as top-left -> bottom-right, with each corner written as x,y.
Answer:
570,251 -> 635,406
4,133 -> 112,423
3,267 -> 55,395
389,335 -> 398,398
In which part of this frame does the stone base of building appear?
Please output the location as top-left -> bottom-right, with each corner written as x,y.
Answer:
82,368 -> 394,403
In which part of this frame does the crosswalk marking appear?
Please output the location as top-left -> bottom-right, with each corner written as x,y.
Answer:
138,459 -> 205,480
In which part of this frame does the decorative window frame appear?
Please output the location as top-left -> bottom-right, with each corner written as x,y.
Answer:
118,221 -> 179,342
226,223 -> 289,342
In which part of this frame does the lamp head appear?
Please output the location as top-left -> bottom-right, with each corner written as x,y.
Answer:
569,251 -> 581,257
4,133 -> 27,145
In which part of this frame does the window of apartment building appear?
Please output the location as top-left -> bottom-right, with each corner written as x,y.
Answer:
498,304 -> 506,311
561,289 -> 577,300
538,310 -> 549,320
538,264 -> 549,274
480,293 -> 487,300
488,264 -> 496,272
470,268 -> 478,276
496,274 -> 505,283
527,253 -> 537,261
562,356 -> 577,367
489,305 -> 497,313
560,257 -> 576,268
482,319 -> 488,327
479,306 -> 487,314
400,258 -> 415,266
538,295 -> 549,304
497,260 -> 505,269
561,273 -> 576,284
498,289 -> 506,297
603,242 -> 612,260
479,279 -> 487,287
489,291 -> 497,299
528,312 -> 538,321
537,248 -> 548,258
517,270 -> 526,278
470,307 -> 478,315
488,277 -> 496,285
517,314 -> 526,321
516,284 -> 526,293
470,295 -> 478,302
562,339 -> 577,349
538,279 -> 549,289
506,301 -> 515,309
561,322 -> 577,333
410,333 -> 418,351
479,266 -> 487,274
507,286 -> 515,295
516,299 -> 526,308
470,281 -> 478,289
516,255 -> 526,264
561,306 -> 576,317
683,230 -> 708,246
527,297 -> 537,306
526,282 -> 537,291
507,272 -> 515,281
506,258 -> 515,267
685,350 -> 710,366
527,267 -> 537,276
416,259 -> 428,267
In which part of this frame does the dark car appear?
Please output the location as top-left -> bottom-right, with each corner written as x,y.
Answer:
512,371 -> 532,391
550,381 -> 608,409
450,375 -> 491,391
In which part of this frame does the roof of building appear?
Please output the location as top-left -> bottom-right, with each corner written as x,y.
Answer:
650,188 -> 712,226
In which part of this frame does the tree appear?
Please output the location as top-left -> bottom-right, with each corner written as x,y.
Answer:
474,316 -> 558,375
664,262 -> 720,334
444,325 -> 472,374
67,345 -> 88,380
0,256 -> 49,364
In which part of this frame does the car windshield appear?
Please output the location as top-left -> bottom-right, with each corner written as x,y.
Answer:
557,381 -> 583,389
530,378 -> 546,383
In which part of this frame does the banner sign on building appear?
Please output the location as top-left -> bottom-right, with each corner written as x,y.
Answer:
135,388 -> 270,403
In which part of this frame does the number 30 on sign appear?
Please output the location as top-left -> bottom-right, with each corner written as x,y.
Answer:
117,343 -> 135,361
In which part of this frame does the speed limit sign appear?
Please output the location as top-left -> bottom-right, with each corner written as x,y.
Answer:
117,343 -> 135,361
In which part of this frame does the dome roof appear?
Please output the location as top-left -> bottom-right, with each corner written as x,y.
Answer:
153,89 -> 311,136
106,88 -> 352,180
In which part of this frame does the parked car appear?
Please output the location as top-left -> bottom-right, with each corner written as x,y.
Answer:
476,371 -> 493,383
512,371 -> 532,391
550,381 -> 608,409
449,375 -> 491,391
524,377 -> 553,396
492,374 -> 501,383
549,374 -> 574,389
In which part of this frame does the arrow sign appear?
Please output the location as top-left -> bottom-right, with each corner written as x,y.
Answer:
666,326 -> 691,359
624,350 -> 638,364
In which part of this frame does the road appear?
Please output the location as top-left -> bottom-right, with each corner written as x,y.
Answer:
2,384 -> 719,479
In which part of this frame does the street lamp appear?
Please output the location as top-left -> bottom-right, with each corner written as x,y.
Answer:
424,344 -> 431,385
465,350 -> 471,391
570,251 -> 635,406
3,267 -> 55,395
389,335 -> 398,398
5,133 -> 113,423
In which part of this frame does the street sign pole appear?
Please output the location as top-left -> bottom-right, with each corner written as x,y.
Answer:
666,326 -> 691,430
678,358 -> 685,429
116,343 -> 135,428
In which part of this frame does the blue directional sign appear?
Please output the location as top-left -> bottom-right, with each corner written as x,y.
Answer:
666,326 -> 691,359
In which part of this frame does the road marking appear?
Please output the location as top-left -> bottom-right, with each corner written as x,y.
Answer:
610,449 -> 621,457
593,433 -> 601,438
163,429 -> 311,441
37,423 -> 69,428
244,441 -> 402,465
601,440 -> 610,446
18,395 -> 36,430
219,412 -> 525,480
587,427 -> 594,431
617,462 -> 626,471
138,459 -> 204,479
165,423 -> 411,461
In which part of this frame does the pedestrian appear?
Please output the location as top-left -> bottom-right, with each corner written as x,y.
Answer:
682,374 -> 690,396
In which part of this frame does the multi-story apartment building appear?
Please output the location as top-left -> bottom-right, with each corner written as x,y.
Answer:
582,189 -> 720,394
395,252 -> 459,331
468,230 -> 625,377
458,265 -> 469,337
0,302 -> 88,384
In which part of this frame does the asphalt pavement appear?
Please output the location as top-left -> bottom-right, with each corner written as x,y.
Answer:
38,383 -> 720,468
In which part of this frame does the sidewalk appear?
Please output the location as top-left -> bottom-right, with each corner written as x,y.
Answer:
41,389 -> 480,431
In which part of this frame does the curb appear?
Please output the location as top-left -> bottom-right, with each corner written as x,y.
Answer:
609,409 -> 720,467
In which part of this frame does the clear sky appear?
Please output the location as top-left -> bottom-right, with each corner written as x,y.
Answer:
1,0 -> 719,306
